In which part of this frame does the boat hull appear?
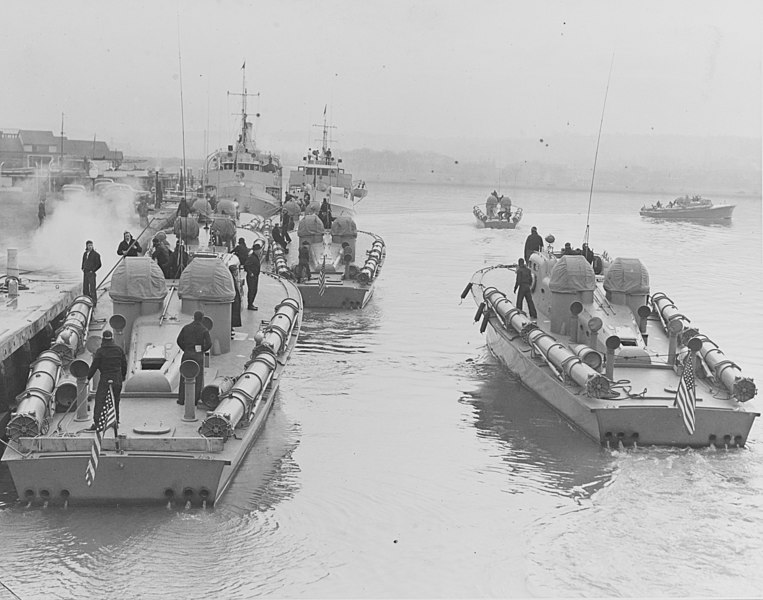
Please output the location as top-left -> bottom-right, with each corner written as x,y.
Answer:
298,281 -> 373,309
484,319 -> 756,447
473,205 -> 523,229
640,204 -> 735,219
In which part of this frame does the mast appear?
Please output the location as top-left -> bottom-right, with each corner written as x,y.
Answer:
227,61 -> 260,156
583,55 -> 615,246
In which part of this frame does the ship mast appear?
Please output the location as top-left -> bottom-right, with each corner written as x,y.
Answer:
227,62 -> 260,155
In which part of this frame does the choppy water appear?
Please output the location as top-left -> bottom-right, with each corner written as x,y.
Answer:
0,183 -> 761,598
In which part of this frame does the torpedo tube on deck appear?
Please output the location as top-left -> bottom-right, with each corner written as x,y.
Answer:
691,334 -> 757,402
357,240 -> 385,284
271,245 -> 292,279
6,350 -> 62,440
49,295 -> 94,362
652,293 -> 756,401
651,292 -> 699,345
199,298 -> 300,439
481,287 -> 610,397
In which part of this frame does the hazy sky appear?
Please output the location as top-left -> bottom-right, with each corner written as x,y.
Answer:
1,0 -> 760,158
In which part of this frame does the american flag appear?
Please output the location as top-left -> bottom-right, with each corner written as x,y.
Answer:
318,256 -> 327,296
85,383 -> 117,487
674,353 -> 696,435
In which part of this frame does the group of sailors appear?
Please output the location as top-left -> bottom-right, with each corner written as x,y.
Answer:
485,190 -> 513,220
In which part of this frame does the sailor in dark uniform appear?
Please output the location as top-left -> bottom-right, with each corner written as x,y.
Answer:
86,330 -> 127,427
81,240 -> 102,306
271,223 -> 291,250
513,258 -> 537,319
523,226 -> 544,262
232,238 -> 249,265
244,245 -> 261,310
117,231 -> 142,257
176,311 -> 212,404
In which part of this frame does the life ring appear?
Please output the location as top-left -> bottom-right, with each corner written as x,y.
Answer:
593,255 -> 603,275
531,271 -> 537,293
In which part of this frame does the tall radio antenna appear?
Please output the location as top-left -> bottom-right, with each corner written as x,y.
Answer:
583,54 -> 615,246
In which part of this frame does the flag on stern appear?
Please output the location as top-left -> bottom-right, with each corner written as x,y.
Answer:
318,256 -> 327,296
674,353 -> 696,435
85,384 -> 118,487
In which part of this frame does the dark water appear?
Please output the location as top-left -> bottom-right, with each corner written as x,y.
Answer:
0,183 -> 761,598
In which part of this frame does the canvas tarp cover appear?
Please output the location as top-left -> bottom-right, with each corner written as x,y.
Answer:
284,199 -> 301,217
178,257 -> 235,302
549,255 -> 596,292
210,217 -> 236,239
174,216 -> 200,239
298,214 -> 325,236
109,257 -> 168,302
216,199 -> 237,216
603,257 -> 650,294
330,215 -> 357,237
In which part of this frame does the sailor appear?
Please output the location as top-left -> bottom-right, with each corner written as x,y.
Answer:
656,200 -> 662,208
486,192 -> 498,218
523,226 -> 544,262
137,197 -> 150,228
318,199 -> 333,229
151,237 -> 172,278
176,197 -> 190,218
272,223 -> 291,250
244,244 -> 261,311
86,330 -> 127,427
297,241 -> 311,283
262,156 -> 277,173
117,231 -> 142,257
581,243 -> 595,264
37,198 -> 46,226
176,311 -> 212,405
514,258 -> 537,319
232,237 -> 249,265
81,240 -> 102,306
341,242 -> 353,280
498,195 -> 512,220
562,242 -> 575,255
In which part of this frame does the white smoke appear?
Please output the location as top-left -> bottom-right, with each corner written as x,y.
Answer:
26,188 -> 140,277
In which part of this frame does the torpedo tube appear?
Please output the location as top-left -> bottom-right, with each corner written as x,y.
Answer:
199,298 -> 300,439
6,350 -> 62,441
652,293 -> 756,401
482,287 -> 610,397
358,240 -> 385,284
651,292 -> 699,344
692,334 -> 757,402
49,295 -> 94,362
271,245 -> 293,279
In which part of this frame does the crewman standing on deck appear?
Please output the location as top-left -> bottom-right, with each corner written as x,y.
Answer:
37,198 -> 46,226
244,244 -> 261,311
523,226 -> 544,262
513,258 -> 537,319
86,330 -> 127,427
176,311 -> 212,405
81,240 -> 102,306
